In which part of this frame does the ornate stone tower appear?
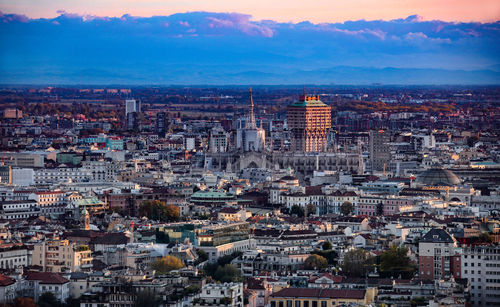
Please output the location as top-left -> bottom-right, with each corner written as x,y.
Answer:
81,208 -> 90,231
236,88 -> 266,152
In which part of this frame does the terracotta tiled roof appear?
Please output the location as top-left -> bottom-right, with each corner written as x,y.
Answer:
0,274 -> 16,286
25,271 -> 69,284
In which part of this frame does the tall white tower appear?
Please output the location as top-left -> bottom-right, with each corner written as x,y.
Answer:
236,88 -> 265,152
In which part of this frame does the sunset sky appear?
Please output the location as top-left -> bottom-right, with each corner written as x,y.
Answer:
1,1 -> 499,84
1,0 -> 499,23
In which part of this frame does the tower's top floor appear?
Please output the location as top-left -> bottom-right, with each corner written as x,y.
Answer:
289,94 -> 329,108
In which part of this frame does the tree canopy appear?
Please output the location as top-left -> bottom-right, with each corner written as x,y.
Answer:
304,254 -> 328,270
214,264 -> 242,283
341,248 -> 375,277
312,249 -> 338,266
322,241 -> 332,250
290,204 -> 304,217
138,200 -> 180,222
151,255 -> 184,274
38,292 -> 62,307
340,201 -> 354,216
380,246 -> 415,278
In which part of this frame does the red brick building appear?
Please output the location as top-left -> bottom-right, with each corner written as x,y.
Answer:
418,228 -> 461,280
287,95 -> 331,152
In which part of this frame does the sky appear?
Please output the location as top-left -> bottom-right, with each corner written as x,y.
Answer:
1,0 -> 500,23
0,1 -> 499,84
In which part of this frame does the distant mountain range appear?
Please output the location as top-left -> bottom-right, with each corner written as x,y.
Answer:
0,11 -> 499,85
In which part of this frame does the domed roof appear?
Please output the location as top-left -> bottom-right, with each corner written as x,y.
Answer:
416,168 -> 460,186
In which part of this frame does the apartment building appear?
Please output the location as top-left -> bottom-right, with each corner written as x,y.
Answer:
0,200 -> 40,219
0,244 -> 29,269
194,283 -> 244,307
418,228 -> 461,280
29,191 -> 66,216
461,244 -> 500,306
32,239 -> 93,273
269,288 -> 377,307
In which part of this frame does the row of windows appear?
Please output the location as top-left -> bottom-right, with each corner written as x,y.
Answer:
486,286 -> 500,290
41,285 -> 60,291
271,300 -> 329,307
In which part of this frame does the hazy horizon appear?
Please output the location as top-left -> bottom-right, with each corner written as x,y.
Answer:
1,2 -> 499,85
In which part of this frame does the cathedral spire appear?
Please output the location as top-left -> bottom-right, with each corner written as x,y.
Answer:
247,87 -> 257,129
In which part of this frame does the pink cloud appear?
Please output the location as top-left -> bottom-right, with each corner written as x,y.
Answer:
178,21 -> 190,27
1,12 -> 29,23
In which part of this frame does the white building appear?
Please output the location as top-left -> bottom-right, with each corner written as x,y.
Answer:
461,244 -> 500,307
0,200 -> 40,220
12,168 -> 34,186
29,191 -> 66,216
210,127 -> 229,153
125,99 -> 140,115
195,283 -> 244,307
236,89 -> 265,152
0,245 -> 29,269
0,274 -> 17,305
82,160 -> 122,182
34,168 -> 91,185
23,272 -> 70,303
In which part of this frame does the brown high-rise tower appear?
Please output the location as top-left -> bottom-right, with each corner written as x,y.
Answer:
287,94 -> 331,152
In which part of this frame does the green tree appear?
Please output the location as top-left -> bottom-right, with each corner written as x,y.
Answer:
304,254 -> 328,270
341,249 -> 375,277
290,205 -> 304,217
139,200 -> 180,222
195,249 -> 208,265
340,201 -> 354,216
151,255 -> 184,274
312,249 -> 338,265
38,292 -> 61,307
380,246 -> 415,278
322,241 -> 333,250
203,262 -> 219,277
214,264 -> 242,283
217,251 -> 243,266
305,203 -> 316,217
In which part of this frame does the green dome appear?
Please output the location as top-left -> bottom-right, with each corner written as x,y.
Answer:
416,168 -> 460,186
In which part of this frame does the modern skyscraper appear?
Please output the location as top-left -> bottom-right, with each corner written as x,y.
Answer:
156,111 -> 167,138
287,94 -> 331,152
126,112 -> 139,131
125,99 -> 140,115
125,99 -> 141,131
236,88 -> 265,152
369,129 -> 391,173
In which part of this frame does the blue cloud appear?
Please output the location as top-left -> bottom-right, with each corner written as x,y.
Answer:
0,11 -> 498,84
